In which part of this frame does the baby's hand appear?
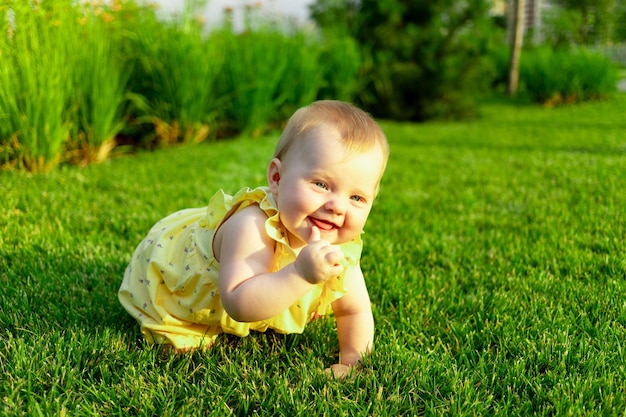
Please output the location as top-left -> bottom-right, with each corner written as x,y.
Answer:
295,226 -> 345,284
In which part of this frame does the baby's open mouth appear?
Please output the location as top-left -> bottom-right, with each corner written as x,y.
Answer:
309,217 -> 337,231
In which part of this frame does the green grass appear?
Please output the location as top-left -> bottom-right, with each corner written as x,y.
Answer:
2,95 -> 626,415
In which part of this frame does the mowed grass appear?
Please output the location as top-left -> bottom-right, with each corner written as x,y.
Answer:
1,95 -> 626,415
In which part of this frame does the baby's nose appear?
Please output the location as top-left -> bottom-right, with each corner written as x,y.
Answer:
324,194 -> 346,214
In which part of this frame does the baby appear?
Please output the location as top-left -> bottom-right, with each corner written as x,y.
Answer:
119,100 -> 389,377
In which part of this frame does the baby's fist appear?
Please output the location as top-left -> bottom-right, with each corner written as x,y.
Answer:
294,226 -> 345,284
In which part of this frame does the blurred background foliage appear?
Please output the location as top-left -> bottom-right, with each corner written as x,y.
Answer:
312,0 -> 500,121
0,0 -> 624,172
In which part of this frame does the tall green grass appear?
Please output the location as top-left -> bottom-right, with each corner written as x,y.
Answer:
216,21 -> 362,136
217,28 -> 297,136
0,0 -> 75,172
520,47 -> 619,104
0,1 -> 132,171
68,3 -> 130,165
490,46 -> 619,105
317,34 -> 363,102
124,7 -> 224,145
0,0 -> 363,170
1,94 -> 625,415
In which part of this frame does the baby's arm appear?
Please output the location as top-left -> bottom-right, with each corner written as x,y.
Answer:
328,265 -> 374,377
216,205 -> 344,322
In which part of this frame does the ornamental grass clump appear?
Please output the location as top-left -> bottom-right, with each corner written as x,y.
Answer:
124,7 -> 224,146
0,0 -> 134,170
217,28 -> 303,137
0,0 -> 75,172
520,47 -> 619,106
317,34 -> 362,103
66,2 -> 131,165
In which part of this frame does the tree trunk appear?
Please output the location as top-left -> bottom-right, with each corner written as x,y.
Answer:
508,0 -> 526,96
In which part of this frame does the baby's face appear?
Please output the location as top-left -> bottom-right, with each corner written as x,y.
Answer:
269,129 -> 385,248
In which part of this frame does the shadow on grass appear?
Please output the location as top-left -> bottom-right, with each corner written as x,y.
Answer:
0,242 -> 346,368
0,245 -> 133,336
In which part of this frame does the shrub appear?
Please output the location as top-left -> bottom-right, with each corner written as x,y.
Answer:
520,47 -> 619,105
311,0 -> 500,121
541,0 -> 617,47
487,46 -> 513,92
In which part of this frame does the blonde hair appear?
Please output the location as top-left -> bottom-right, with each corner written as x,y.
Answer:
273,100 -> 389,173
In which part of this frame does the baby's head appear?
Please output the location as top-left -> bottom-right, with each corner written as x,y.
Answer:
268,101 -> 389,247
273,100 -> 389,182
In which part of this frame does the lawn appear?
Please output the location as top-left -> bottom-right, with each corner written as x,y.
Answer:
1,94 -> 626,416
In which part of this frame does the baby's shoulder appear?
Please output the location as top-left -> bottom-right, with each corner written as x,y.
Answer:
225,203 -> 268,227
213,203 -> 271,260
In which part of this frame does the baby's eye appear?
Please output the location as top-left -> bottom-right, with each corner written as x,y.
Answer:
315,181 -> 328,190
351,195 -> 365,203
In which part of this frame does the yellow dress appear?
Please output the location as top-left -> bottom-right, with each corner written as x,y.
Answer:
118,186 -> 362,349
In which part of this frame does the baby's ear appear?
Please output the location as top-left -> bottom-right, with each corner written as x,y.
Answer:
267,158 -> 282,195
